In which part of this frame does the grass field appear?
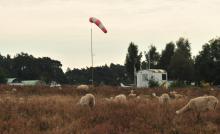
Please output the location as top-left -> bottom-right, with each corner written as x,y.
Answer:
0,85 -> 220,134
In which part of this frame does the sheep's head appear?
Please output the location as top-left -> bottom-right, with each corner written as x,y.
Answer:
130,90 -> 134,94
152,93 -> 156,97
176,111 -> 180,114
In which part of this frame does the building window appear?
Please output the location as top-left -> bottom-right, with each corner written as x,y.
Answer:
142,74 -> 148,81
162,74 -> 166,80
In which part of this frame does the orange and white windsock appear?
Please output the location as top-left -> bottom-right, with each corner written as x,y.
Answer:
89,17 -> 107,33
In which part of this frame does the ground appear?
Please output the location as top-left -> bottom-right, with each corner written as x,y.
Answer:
0,85 -> 220,134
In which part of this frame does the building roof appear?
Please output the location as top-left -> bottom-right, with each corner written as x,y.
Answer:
21,80 -> 45,86
148,69 -> 167,73
137,69 -> 167,74
7,78 -> 17,83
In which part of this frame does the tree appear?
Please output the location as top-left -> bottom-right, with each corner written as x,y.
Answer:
125,42 -> 142,83
195,38 -> 220,85
145,45 -> 160,69
0,68 -> 6,84
0,52 -> 67,84
65,64 -> 128,85
158,42 -> 175,78
169,38 -> 194,82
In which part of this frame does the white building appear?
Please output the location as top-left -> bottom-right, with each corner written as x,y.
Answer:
7,78 -> 23,86
136,69 -> 167,88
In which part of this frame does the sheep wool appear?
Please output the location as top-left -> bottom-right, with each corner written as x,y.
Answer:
176,96 -> 219,114
159,93 -> 170,104
128,90 -> 137,98
153,93 -> 170,104
77,84 -> 89,91
78,93 -> 95,108
113,94 -> 127,103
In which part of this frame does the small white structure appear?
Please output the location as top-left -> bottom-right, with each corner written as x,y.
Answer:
50,81 -> 61,88
7,78 -> 23,86
136,69 -> 167,88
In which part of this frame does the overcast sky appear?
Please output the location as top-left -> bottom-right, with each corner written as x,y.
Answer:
0,0 -> 219,70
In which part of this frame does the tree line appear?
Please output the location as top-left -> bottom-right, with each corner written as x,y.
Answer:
125,37 -> 220,85
0,37 -> 219,85
0,53 -> 128,85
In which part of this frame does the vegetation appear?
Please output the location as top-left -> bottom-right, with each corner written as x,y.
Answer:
125,42 -> 142,83
0,85 -> 220,134
0,37 -> 220,86
0,68 -> 6,84
148,79 -> 160,88
65,64 -> 128,85
144,45 -> 160,69
195,38 -> 220,85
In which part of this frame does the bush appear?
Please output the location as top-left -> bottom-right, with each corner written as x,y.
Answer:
149,79 -> 159,88
0,68 -> 6,84
169,81 -> 186,88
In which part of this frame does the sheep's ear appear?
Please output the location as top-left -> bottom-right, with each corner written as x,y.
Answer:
176,111 -> 180,114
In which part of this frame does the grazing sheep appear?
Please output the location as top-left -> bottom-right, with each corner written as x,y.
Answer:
18,97 -> 25,103
128,90 -> 137,99
76,84 -> 89,91
160,82 -> 168,89
78,93 -> 95,109
170,91 -> 185,100
153,93 -> 171,104
104,97 -> 114,102
114,94 -> 127,103
176,96 -> 219,120
105,94 -> 127,103
12,88 -> 17,92
135,95 -> 152,101
210,88 -> 215,91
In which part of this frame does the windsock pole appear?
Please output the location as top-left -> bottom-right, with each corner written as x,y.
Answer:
90,23 -> 94,86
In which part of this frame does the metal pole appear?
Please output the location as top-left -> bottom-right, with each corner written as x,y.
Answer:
148,51 -> 150,69
91,24 -> 94,86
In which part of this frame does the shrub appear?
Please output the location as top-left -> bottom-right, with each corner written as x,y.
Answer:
170,81 -> 186,88
0,68 -> 6,84
148,79 -> 159,88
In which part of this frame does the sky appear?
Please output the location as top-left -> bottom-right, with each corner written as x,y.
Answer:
0,0 -> 220,71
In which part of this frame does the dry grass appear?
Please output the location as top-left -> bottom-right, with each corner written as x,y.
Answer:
0,85 -> 220,134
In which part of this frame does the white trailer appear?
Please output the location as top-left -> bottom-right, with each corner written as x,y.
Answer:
136,69 -> 167,88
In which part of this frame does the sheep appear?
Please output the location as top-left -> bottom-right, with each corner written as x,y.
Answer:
77,93 -> 95,109
176,96 -> 219,120
169,91 -> 185,100
135,94 -> 152,101
160,82 -> 168,89
210,88 -> 215,91
128,90 -> 137,99
76,84 -> 89,91
12,88 -> 17,92
114,94 -> 127,103
104,97 -> 114,102
18,97 -> 25,103
105,94 -> 127,103
152,93 -> 171,104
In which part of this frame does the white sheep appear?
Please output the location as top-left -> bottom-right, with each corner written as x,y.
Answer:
77,93 -> 95,109
104,97 -> 114,102
176,96 -> 219,119
18,97 -> 25,103
105,94 -> 127,103
153,93 -> 171,104
114,94 -> 127,103
12,88 -> 17,92
128,90 -> 137,99
135,95 -> 151,101
160,82 -> 168,89
170,91 -> 185,100
76,84 -> 89,91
